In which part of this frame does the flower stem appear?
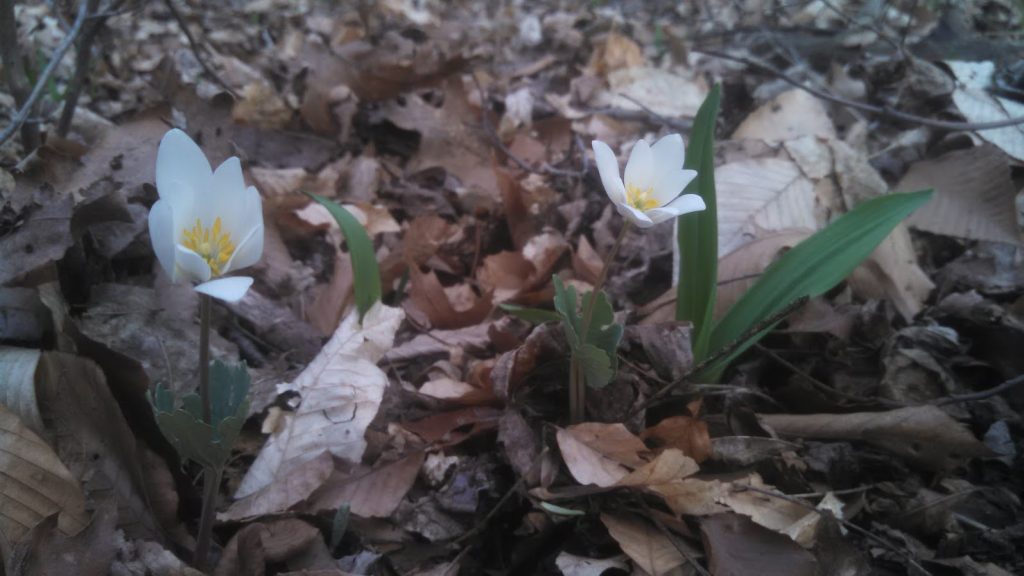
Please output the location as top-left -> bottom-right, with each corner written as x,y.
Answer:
194,465 -> 222,570
194,294 -> 216,569
569,221 -> 631,423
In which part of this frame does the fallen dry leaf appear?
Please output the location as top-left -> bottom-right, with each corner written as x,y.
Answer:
0,403 -> 89,543
556,423 -> 649,487
600,513 -> 691,576
0,346 -> 44,434
898,144 -> 1021,244
759,405 -> 990,471
700,513 -> 817,576
714,229 -> 812,319
641,415 -> 714,464
236,303 -> 404,498
6,502 -> 118,576
221,451 -> 334,522
732,89 -> 837,142
307,451 -> 425,517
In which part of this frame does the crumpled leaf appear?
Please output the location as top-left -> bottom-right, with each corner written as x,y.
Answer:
236,303 -> 404,498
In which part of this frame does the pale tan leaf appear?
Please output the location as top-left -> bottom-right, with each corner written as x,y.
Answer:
556,424 -> 648,487
307,451 -> 425,517
617,449 -> 699,488
759,405 -> 990,471
714,230 -> 812,319
0,346 -> 43,435
718,475 -> 809,538
0,403 -> 88,543
898,145 -> 1021,244
236,303 -> 404,498
948,61 -> 1024,162
596,67 -> 708,118
649,478 -> 730,517
220,451 -> 334,521
848,223 -> 934,320
600,513 -> 687,576
732,89 -> 836,142
716,158 -> 818,257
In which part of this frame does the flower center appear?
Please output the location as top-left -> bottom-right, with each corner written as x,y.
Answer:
625,184 -> 659,211
181,217 -> 235,276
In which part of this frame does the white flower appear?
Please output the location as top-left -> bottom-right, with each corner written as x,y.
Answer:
149,129 -> 264,303
592,134 -> 705,228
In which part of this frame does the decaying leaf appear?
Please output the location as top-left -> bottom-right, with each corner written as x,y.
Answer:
236,303 -> 404,498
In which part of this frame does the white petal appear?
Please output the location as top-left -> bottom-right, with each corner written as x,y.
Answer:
175,245 -> 212,283
194,276 -> 253,303
148,200 -> 176,280
196,156 -> 247,235
623,139 -> 654,192
156,129 -> 211,204
652,169 -> 699,206
592,140 -> 626,204
159,179 -> 195,242
224,223 -> 264,273
616,203 -> 655,228
646,194 -> 706,225
650,133 -> 685,172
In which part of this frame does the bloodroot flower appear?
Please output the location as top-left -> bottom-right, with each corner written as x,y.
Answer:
149,129 -> 264,302
592,134 -> 705,228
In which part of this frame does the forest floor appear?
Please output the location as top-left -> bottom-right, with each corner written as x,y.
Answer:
1,1 -> 1024,575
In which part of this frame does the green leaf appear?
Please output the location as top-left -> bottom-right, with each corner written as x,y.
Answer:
676,85 -> 722,362
575,343 -> 613,389
540,501 -> 585,516
499,303 -> 562,324
703,189 -> 933,380
552,276 -> 581,346
330,503 -> 351,549
307,193 -> 382,319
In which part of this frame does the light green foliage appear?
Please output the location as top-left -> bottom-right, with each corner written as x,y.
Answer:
308,193 -> 382,319
499,303 -> 562,324
150,359 -> 250,470
675,84 -> 721,361
553,276 -> 623,389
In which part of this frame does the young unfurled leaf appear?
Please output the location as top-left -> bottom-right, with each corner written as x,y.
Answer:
150,359 -> 251,469
552,276 -> 623,388
307,193 -> 382,319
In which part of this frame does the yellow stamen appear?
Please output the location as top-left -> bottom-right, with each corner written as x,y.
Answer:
181,216 -> 236,276
625,184 -> 659,211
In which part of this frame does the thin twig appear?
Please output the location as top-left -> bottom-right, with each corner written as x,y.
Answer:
933,373 -> 1024,406
630,296 -> 809,417
732,484 -> 934,576
0,0 -> 90,148
161,0 -> 238,98
694,48 -> 1024,132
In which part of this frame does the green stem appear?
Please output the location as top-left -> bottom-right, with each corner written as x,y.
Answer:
194,294 -> 216,568
569,221 -> 631,423
193,465 -> 221,570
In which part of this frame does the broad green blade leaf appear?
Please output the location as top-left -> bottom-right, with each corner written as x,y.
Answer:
499,303 -> 562,324
704,189 -> 933,379
676,85 -> 722,362
307,193 -> 381,319
576,342 -> 613,389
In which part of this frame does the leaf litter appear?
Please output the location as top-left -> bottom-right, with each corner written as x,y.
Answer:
2,1 -> 1024,575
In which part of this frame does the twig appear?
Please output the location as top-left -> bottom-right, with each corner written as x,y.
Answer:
583,106 -> 694,131
161,0 -> 238,98
630,296 -> 809,417
732,484 -> 934,576
0,0 -> 90,148
694,48 -> 1024,132
57,0 -> 104,136
933,373 -> 1024,406
753,343 -> 905,408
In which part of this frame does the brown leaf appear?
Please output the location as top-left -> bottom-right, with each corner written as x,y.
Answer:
401,406 -> 503,446
732,89 -> 837,141
714,230 -> 812,319
6,503 -> 118,576
898,144 -> 1021,244
700,513 -> 817,576
309,253 -> 355,336
407,265 -> 492,330
641,416 -> 713,464
759,405 -> 991,471
617,449 -> 700,488
588,31 -> 645,76
847,223 -> 935,320
556,423 -> 649,487
600,513 -> 689,576
306,451 -> 426,518
0,189 -> 73,285
0,403 -> 88,543
215,518 -> 322,576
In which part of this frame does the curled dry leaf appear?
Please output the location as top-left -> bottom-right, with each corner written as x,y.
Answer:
759,405 -> 991,471
641,415 -> 713,464
0,403 -> 89,543
948,60 -> 1024,162
7,502 -> 118,576
236,303 -> 404,498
